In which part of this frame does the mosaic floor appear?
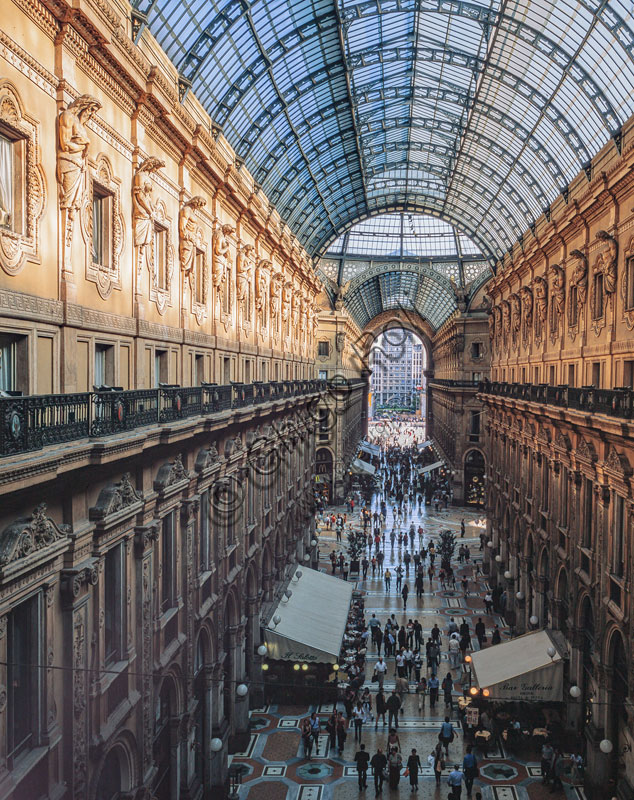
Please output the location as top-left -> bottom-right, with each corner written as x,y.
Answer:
231,499 -> 585,799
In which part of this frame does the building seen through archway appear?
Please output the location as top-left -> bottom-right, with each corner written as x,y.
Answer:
1,0 -> 634,798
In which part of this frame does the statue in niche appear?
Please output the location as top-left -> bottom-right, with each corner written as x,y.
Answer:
502,300 -> 511,338
212,223 -> 235,290
521,285 -> 533,327
255,260 -> 269,317
533,275 -> 548,324
291,292 -> 300,330
133,157 -> 164,265
510,294 -> 521,339
312,304 -> 322,338
270,273 -> 283,320
299,296 -> 308,334
282,281 -> 292,323
550,263 -> 566,316
596,230 -> 618,294
488,311 -> 495,342
570,249 -> 588,307
57,95 -> 102,254
179,196 -> 206,278
236,244 -> 254,307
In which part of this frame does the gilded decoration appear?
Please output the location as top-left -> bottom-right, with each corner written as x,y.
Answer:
81,153 -> 124,300
0,503 -> 71,569
57,94 -> 101,276
0,82 -> 45,276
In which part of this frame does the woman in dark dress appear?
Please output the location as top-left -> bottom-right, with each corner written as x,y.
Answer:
388,747 -> 402,788
407,748 -> 422,791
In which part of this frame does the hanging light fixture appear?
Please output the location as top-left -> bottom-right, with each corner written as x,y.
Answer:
257,644 -> 268,657
569,685 -> 581,698
236,684 -> 248,697
211,738 -> 223,752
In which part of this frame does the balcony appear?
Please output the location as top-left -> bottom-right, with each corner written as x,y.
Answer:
479,380 -> 634,419
0,379 -> 326,458
429,379 -> 481,388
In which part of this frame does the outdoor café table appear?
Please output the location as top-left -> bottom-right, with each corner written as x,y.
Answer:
474,729 -> 492,756
532,728 -> 549,741
457,696 -> 472,711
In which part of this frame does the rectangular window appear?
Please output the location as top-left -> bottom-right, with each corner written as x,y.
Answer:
161,511 -> 176,613
154,224 -> 167,290
318,340 -> 329,357
471,342 -> 481,359
105,543 -> 125,663
569,285 -> 578,327
469,410 -> 480,442
95,343 -> 114,388
0,131 -> 24,234
626,256 -> 634,310
223,357 -> 231,384
612,493 -> 625,578
623,360 -> 634,389
549,365 -> 555,385
244,359 -> 251,385
592,272 -> 604,319
155,349 -> 168,387
560,468 -> 568,528
592,361 -> 601,388
7,593 -> 41,763
0,333 -> 17,393
92,186 -> 112,268
274,362 -> 279,381
194,249 -> 204,303
261,361 -> 267,382
194,354 -> 204,385
568,364 -> 575,387
534,366 -> 539,384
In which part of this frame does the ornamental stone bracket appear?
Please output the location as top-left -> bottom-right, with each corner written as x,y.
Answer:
89,473 -> 143,523
154,453 -> 192,498
134,523 -> 159,558
61,560 -> 99,606
0,503 -> 71,580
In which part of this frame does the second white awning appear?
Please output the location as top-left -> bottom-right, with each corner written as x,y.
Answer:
418,460 -> 444,475
470,629 -> 564,702
264,567 -> 354,663
351,458 -> 376,476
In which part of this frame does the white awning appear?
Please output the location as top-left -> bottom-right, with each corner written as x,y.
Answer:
351,458 -> 376,476
359,440 -> 381,457
418,460 -> 444,475
264,567 -> 354,663
417,440 -> 433,451
470,629 -> 564,702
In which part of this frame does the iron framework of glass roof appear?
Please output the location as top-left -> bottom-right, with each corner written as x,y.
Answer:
134,0 -> 634,265
317,212 -> 490,330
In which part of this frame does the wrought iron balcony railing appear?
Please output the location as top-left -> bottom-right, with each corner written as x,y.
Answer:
478,380 -> 634,419
0,379 -> 327,458
429,379 -> 481,388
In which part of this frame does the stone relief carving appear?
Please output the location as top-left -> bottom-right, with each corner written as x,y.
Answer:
179,195 -> 206,279
520,286 -> 533,346
212,223 -> 235,306
569,249 -> 588,310
133,156 -> 164,273
604,446 -> 631,477
270,271 -> 283,328
147,199 -> 175,314
621,236 -> 634,330
154,453 -> 191,491
255,260 -> 270,327
532,275 -> 548,341
90,473 -> 142,520
510,293 -> 521,342
550,264 -> 565,317
57,94 -> 101,275
0,503 -> 71,567
501,299 -> 511,346
488,311 -> 495,343
236,243 -> 254,311
596,230 -> 618,295
282,281 -> 292,326
0,82 -> 45,276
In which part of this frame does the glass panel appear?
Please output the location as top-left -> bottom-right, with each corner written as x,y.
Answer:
0,134 -> 12,228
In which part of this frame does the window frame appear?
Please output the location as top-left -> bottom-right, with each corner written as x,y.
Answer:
104,541 -> 126,664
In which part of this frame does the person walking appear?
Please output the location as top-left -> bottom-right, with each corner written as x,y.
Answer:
439,716 -> 455,758
550,748 -> 565,791
375,625 -> 383,656
407,748 -> 422,792
484,592 -> 493,614
462,745 -> 478,797
384,568 -> 391,592
475,618 -> 486,648
416,675 -> 427,712
428,674 -> 439,709
491,625 -> 501,645
442,673 -> 454,712
355,743 -> 370,790
540,741 -> 554,784
386,691 -> 401,730
375,688 -> 387,728
429,745 -> 444,787
401,582 -> 409,610
371,748 -> 387,795
301,716 -> 313,758
353,701 -> 365,743
447,765 -> 465,798
387,747 -> 403,789
309,711 -> 321,754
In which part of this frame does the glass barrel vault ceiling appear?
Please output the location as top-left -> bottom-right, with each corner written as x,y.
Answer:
137,0 -> 634,264
318,212 -> 490,329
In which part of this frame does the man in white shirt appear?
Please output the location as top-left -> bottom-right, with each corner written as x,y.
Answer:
395,651 -> 405,678
374,657 -> 388,690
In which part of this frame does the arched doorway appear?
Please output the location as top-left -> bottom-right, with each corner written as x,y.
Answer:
153,676 -> 178,800
464,449 -> 485,506
316,447 -> 333,503
608,631 -> 629,786
94,744 -> 132,799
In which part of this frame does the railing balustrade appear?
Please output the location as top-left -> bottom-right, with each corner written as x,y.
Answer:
0,379 -> 329,458
479,380 -> 634,420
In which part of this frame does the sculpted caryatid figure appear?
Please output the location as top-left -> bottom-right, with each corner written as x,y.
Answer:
488,311 -> 495,342
291,292 -> 300,330
270,273 -> 283,320
179,196 -> 206,278
282,281 -> 292,323
501,300 -> 511,338
212,223 -> 235,290
534,276 -> 548,324
255,261 -> 270,317
570,249 -> 588,307
133,157 -> 164,264
521,286 -> 533,326
550,264 -> 565,316
596,230 -> 618,294
510,294 -> 521,338
236,244 -> 254,306
57,95 -> 101,252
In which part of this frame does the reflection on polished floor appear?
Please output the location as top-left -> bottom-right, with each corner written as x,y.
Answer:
232,500 -> 583,799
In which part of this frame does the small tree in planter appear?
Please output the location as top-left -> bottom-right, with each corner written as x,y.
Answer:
438,529 -> 456,572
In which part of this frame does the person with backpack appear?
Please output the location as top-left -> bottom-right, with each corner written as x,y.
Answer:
439,716 -> 455,758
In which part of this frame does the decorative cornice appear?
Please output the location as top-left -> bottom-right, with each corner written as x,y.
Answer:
89,473 -> 143,520
0,504 -> 71,569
